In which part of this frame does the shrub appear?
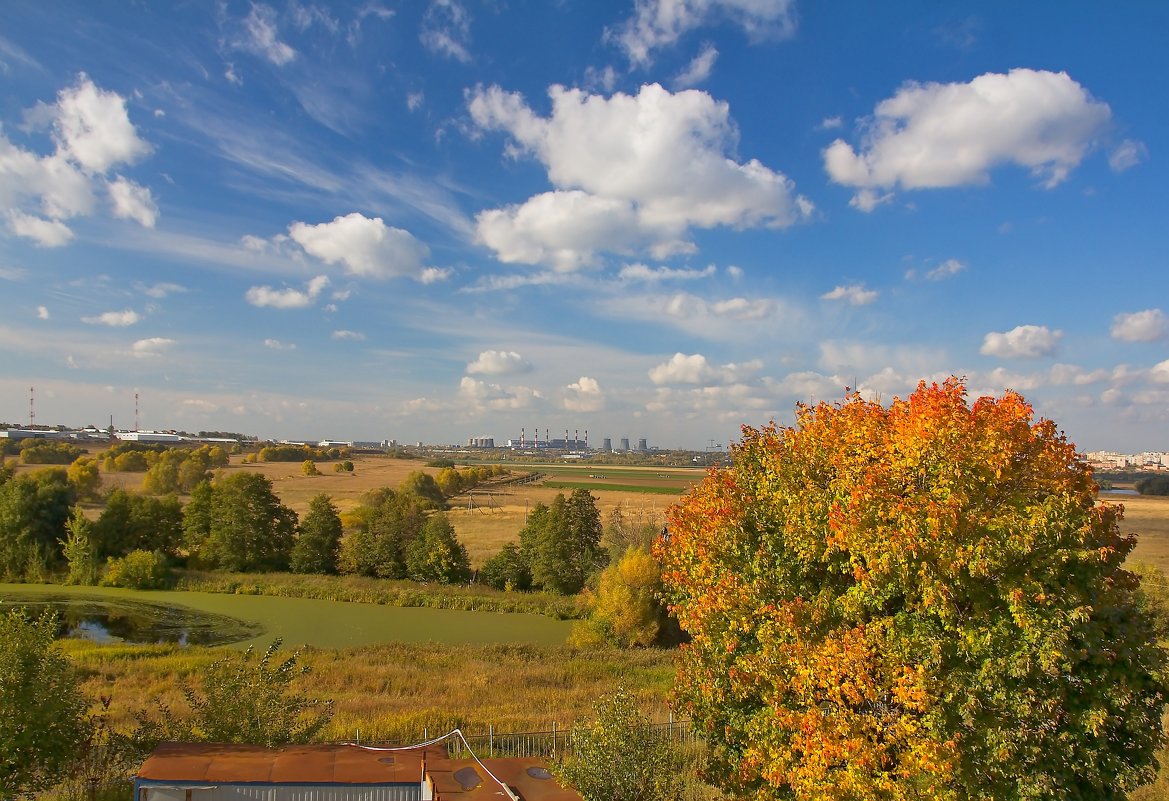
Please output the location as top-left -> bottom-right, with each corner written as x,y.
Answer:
103,549 -> 170,589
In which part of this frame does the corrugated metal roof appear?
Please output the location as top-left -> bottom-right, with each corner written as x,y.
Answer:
424,757 -> 583,801
137,743 -> 440,785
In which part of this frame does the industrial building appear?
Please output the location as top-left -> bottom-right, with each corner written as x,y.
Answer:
0,428 -> 74,441
116,430 -> 185,443
135,741 -> 583,801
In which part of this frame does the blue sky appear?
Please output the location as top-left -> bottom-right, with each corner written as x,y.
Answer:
1,1 -> 1166,451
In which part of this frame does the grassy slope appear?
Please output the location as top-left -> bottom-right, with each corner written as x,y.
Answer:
61,638 -> 677,743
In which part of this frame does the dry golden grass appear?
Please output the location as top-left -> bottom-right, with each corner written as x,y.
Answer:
63,639 -> 677,742
446,484 -> 672,567
1114,492 -> 1169,573
216,455 -> 436,516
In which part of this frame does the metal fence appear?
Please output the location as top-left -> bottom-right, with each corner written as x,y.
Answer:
442,717 -> 700,760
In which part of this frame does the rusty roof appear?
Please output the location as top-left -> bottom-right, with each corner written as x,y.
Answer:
424,757 -> 583,801
137,742 -> 443,785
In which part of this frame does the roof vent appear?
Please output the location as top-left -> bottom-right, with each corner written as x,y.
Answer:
453,767 -> 481,790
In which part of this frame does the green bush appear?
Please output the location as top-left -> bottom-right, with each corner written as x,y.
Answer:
1136,475 -> 1169,496
103,549 -> 171,589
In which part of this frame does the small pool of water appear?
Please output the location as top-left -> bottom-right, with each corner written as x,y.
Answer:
0,594 -> 264,646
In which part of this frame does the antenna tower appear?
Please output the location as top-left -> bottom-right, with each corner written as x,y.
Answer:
29,386 -> 35,428
135,392 -> 140,432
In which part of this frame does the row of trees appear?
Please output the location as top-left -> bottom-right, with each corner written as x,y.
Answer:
141,445 -> 230,494
0,456 -> 488,589
8,439 -> 84,464
243,444 -> 350,463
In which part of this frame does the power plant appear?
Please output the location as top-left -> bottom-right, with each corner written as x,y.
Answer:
471,426 -> 652,452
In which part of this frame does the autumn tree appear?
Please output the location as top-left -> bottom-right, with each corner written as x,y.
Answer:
399,470 -> 447,510
66,456 -> 103,502
572,546 -> 669,648
659,379 -> 1167,801
290,494 -> 342,574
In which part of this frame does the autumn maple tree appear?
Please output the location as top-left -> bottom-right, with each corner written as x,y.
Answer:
658,378 -> 1166,801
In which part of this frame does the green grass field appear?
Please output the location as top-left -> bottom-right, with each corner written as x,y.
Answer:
542,480 -> 681,494
0,583 -> 572,649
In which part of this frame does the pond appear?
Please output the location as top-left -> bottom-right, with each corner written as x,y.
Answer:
0,593 -> 263,647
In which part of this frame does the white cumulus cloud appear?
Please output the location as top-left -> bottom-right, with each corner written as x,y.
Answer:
980,324 -> 1062,359
419,266 -> 452,284
467,350 -> 532,376
468,82 -> 811,269
245,275 -> 329,309
263,338 -> 296,350
289,213 -> 432,280
131,337 -> 175,357
0,75 -> 154,244
332,329 -> 366,341
648,352 -> 763,385
1150,359 -> 1169,384
7,211 -> 73,246
107,175 -> 157,227
821,283 -> 878,305
475,191 -> 643,272
824,69 -> 1111,207
459,376 -> 539,411
36,305 -> 49,320
564,376 -> 604,412
82,309 -> 140,327
49,75 -> 153,173
611,0 -> 796,66
1111,309 -> 1168,342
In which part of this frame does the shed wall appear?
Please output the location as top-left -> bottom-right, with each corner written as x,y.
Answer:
139,784 -> 419,801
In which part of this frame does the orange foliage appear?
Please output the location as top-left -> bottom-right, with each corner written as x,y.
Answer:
659,378 -> 1165,800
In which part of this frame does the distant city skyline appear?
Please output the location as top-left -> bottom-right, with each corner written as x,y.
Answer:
2,3 -> 1167,452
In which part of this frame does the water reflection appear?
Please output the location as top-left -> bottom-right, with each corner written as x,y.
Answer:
0,594 -> 263,646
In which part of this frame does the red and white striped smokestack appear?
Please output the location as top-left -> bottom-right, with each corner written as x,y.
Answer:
585,429 -> 588,448
521,427 -> 525,447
